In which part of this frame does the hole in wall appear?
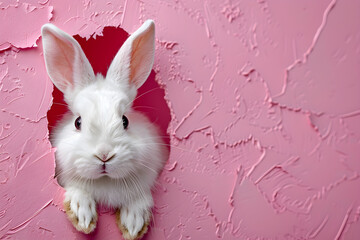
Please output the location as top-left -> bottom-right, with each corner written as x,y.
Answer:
47,26 -> 171,162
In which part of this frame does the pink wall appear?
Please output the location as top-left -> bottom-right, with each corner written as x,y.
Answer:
1,0 -> 360,239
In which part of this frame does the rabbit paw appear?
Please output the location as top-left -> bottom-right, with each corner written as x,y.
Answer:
64,189 -> 97,234
116,207 -> 150,240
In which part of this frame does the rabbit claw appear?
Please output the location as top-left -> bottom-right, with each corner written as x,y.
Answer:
116,208 -> 150,240
63,190 -> 97,234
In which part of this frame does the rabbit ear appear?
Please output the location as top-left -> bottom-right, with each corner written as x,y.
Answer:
106,20 -> 155,90
41,24 -> 95,100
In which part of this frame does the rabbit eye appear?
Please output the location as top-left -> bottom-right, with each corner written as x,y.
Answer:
75,116 -> 81,130
122,115 -> 129,129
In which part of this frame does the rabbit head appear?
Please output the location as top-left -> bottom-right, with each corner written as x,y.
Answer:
42,21 -> 163,183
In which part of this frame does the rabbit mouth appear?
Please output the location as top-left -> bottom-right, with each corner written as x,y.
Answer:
101,163 -> 108,174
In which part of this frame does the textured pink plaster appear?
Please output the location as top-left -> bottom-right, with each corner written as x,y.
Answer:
1,0 -> 360,239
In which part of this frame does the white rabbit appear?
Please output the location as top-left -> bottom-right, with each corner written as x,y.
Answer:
42,20 -> 168,240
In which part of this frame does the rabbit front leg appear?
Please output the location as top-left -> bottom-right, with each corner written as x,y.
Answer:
116,196 -> 152,240
63,187 -> 97,234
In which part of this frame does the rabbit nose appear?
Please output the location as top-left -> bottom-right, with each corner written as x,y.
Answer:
95,152 -> 115,162
95,144 -> 114,162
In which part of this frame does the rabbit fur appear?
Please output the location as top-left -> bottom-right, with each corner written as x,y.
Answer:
42,20 -> 167,239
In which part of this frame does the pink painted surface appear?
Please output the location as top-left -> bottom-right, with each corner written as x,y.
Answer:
1,0 -> 360,239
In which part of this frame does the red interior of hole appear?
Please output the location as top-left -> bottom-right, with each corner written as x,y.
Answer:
47,27 -> 170,148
